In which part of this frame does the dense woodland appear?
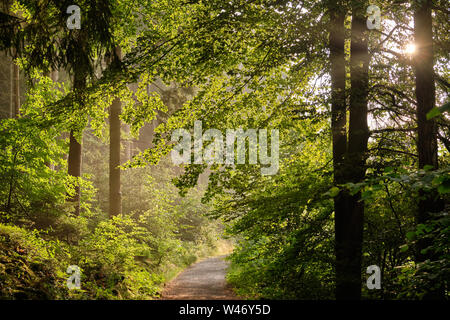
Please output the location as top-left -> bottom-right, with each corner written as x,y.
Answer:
0,0 -> 448,300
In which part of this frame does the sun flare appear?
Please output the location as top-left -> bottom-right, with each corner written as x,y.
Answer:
405,43 -> 416,55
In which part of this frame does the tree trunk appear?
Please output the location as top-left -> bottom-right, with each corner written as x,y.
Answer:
413,0 -> 444,299
109,47 -> 122,217
67,71 -> 86,215
329,0 -> 350,299
330,2 -> 347,184
335,0 -> 370,300
414,0 -> 440,227
8,6 -> 20,118
68,130 -> 82,215
11,57 -> 19,118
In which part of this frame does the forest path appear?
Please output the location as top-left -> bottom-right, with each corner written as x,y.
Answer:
161,255 -> 239,300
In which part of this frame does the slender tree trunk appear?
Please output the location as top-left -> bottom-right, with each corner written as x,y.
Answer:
67,71 -> 86,216
11,56 -> 19,118
335,0 -> 370,300
109,47 -> 122,217
8,4 -> 20,118
9,58 -> 13,118
68,130 -> 82,215
413,0 -> 444,299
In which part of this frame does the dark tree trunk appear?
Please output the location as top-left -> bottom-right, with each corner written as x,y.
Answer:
334,0 -> 370,300
330,2 -> 347,184
414,0 -> 440,227
67,71 -> 86,215
414,2 -> 438,173
109,47 -> 122,217
68,130 -> 82,215
11,57 -> 19,118
413,0 -> 444,299
329,0 -> 350,299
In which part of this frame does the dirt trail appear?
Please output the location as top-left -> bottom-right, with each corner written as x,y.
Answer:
161,255 -> 239,300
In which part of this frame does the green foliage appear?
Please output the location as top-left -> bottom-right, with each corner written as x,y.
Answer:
210,115 -> 336,299
359,166 -> 449,299
0,164 -> 226,300
0,75 -> 70,227
0,224 -> 70,299
427,101 -> 450,120
0,66 -> 225,300
393,213 -> 449,299
62,134 -> 226,299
